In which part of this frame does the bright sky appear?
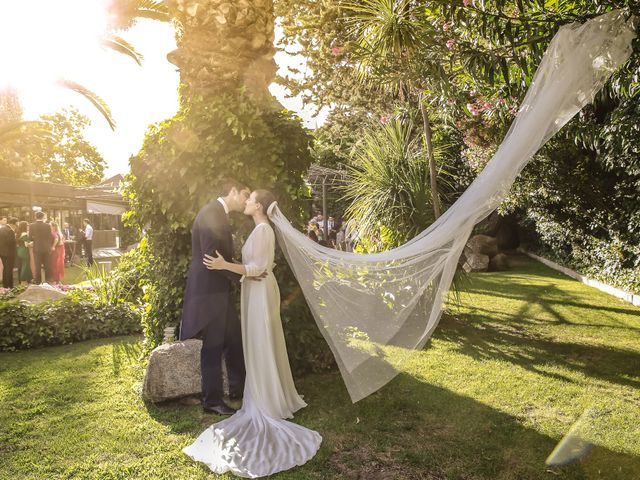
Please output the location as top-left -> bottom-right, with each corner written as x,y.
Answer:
1,1 -> 327,178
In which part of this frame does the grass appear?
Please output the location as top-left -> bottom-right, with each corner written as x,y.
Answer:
0,255 -> 638,479
62,264 -> 86,285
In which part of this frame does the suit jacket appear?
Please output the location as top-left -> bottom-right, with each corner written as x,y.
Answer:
63,226 -> 75,239
28,221 -> 53,254
180,200 -> 241,340
0,225 -> 16,257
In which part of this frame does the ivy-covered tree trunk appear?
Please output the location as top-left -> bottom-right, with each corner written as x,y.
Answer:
125,0 -> 335,374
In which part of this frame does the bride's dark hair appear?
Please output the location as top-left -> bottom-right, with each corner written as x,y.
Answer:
254,189 -> 276,215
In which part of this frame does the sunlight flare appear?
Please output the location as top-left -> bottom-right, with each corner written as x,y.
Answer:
0,0 -> 109,91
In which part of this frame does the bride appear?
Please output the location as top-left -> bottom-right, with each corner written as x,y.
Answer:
183,189 -> 322,478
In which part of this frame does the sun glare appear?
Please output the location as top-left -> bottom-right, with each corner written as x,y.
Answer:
0,0 -> 109,92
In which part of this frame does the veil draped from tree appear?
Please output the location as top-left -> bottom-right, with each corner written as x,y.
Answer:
268,11 -> 636,402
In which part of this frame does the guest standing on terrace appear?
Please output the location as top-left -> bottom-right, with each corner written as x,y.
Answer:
0,217 -> 17,288
83,219 -> 94,266
49,222 -> 65,284
28,211 -> 52,284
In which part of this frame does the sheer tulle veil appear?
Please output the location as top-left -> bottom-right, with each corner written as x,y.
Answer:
267,11 -> 637,402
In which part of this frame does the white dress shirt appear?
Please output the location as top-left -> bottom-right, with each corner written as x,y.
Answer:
217,197 -> 230,215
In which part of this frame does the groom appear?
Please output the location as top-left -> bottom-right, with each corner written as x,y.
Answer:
180,179 -> 250,415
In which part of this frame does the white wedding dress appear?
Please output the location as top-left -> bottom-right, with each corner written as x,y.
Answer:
183,223 -> 322,478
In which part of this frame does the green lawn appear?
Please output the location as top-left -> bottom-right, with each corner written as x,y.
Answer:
1,255 -> 638,479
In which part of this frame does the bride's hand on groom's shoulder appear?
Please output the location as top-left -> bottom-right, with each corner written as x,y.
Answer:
203,251 -> 225,270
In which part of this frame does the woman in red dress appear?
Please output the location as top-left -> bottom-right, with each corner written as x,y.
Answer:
49,222 -> 65,284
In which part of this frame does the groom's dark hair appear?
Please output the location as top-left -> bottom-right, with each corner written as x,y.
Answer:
218,178 -> 248,197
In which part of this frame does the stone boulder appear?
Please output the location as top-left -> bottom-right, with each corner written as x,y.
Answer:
462,253 -> 490,273
489,253 -> 510,271
16,284 -> 67,304
466,234 -> 499,258
142,339 -> 228,403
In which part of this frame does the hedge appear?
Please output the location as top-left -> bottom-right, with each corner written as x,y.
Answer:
0,290 -> 141,352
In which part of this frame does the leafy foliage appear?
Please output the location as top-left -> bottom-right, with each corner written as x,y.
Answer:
0,289 -> 140,352
0,103 -> 106,186
279,0 -> 640,293
342,117 -> 458,249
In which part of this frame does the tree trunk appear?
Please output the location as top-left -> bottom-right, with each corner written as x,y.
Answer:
165,0 -> 277,104
419,94 -> 441,219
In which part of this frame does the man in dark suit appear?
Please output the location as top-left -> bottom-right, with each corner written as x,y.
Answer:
28,211 -> 53,284
180,179 -> 251,416
0,217 -> 18,288
63,222 -> 75,264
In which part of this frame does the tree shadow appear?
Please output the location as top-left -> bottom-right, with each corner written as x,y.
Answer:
139,366 -> 640,480
296,373 -> 640,479
434,314 -> 640,390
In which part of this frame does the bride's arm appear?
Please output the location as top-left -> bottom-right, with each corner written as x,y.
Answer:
204,225 -> 274,277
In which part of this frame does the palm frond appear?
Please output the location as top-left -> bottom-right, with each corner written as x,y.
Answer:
57,80 -> 116,130
341,0 -> 424,58
102,35 -> 144,65
342,117 -> 455,249
107,0 -> 170,29
128,0 -> 170,23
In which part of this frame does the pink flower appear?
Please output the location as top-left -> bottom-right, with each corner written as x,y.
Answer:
446,39 -> 456,50
463,0 -> 473,6
466,103 -> 479,116
443,22 -> 453,32
331,47 -> 342,56
482,101 -> 492,110
380,114 -> 391,125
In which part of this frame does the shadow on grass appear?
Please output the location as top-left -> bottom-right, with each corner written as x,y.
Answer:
303,372 -> 640,480
436,314 -> 640,390
143,369 -> 640,480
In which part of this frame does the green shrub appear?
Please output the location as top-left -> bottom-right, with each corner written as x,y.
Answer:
0,290 -> 141,352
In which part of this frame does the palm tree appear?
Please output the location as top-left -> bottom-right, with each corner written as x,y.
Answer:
342,117 -> 454,249
342,0 -> 447,219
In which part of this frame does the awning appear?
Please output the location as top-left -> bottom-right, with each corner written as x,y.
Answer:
86,201 -> 126,215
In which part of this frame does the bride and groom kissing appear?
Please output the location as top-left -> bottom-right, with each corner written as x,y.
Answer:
179,179 -> 321,478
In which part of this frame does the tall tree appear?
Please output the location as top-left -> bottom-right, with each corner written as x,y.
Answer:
124,0 -> 333,372
29,109 -> 107,186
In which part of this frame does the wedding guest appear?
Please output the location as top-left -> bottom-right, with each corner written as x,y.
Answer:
328,229 -> 337,249
49,222 -> 65,284
307,223 -> 318,242
0,217 -> 17,288
63,221 -> 75,264
336,225 -> 346,251
83,218 -> 94,266
16,221 -> 32,284
29,211 -> 53,284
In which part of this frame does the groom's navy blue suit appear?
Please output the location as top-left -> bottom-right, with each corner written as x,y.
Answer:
180,199 -> 245,406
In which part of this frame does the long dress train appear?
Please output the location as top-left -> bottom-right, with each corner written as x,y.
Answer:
183,223 -> 322,478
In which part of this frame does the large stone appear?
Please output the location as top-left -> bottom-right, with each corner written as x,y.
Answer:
142,339 -> 229,403
489,253 -> 510,271
466,234 -> 499,258
462,253 -> 490,273
16,284 -> 67,304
